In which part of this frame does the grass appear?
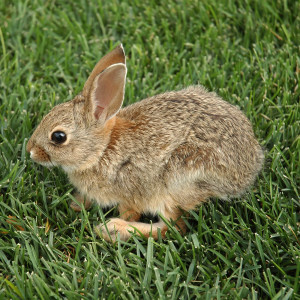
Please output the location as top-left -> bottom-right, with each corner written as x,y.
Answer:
0,0 -> 299,298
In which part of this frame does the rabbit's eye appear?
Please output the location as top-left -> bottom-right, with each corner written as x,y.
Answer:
51,131 -> 67,144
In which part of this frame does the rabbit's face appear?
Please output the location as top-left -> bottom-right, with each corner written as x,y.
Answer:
27,101 -> 77,168
27,45 -> 127,173
27,101 -> 102,171
27,96 -> 114,172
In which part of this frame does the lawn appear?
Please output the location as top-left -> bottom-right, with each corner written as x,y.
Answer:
0,0 -> 299,299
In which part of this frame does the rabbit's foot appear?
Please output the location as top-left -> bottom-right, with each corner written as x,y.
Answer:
95,218 -> 135,242
70,192 -> 93,212
95,218 -> 171,242
95,208 -> 187,242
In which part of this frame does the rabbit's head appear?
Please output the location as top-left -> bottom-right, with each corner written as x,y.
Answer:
27,45 -> 127,172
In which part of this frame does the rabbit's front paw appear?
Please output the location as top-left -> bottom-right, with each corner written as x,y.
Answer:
70,192 -> 92,212
95,218 -> 134,242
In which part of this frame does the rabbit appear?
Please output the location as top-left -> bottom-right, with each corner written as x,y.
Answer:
27,44 -> 264,242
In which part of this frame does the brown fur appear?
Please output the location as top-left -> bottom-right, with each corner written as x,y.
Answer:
27,45 -> 264,242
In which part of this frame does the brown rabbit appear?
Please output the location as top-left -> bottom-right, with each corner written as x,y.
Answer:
27,45 -> 264,242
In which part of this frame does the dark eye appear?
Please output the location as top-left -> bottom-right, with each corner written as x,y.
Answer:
51,131 -> 67,144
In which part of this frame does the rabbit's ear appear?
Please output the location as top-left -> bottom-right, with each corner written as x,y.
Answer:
88,63 -> 127,121
82,44 -> 125,97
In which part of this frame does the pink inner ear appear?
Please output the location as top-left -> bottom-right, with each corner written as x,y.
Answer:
94,105 -> 105,120
90,64 -> 126,121
92,74 -> 119,120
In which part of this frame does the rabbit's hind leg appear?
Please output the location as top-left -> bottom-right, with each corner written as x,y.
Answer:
118,203 -> 141,221
95,207 -> 186,242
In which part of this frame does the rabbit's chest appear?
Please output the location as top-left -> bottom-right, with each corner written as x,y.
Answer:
67,170 -> 118,205
67,160 -> 165,207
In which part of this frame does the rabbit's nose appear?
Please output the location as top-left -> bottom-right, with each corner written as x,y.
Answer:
26,138 -> 34,153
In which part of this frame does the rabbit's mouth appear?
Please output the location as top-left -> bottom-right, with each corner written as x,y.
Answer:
29,146 -> 56,167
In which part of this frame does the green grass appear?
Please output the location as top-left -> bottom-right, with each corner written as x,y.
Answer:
0,0 -> 299,298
